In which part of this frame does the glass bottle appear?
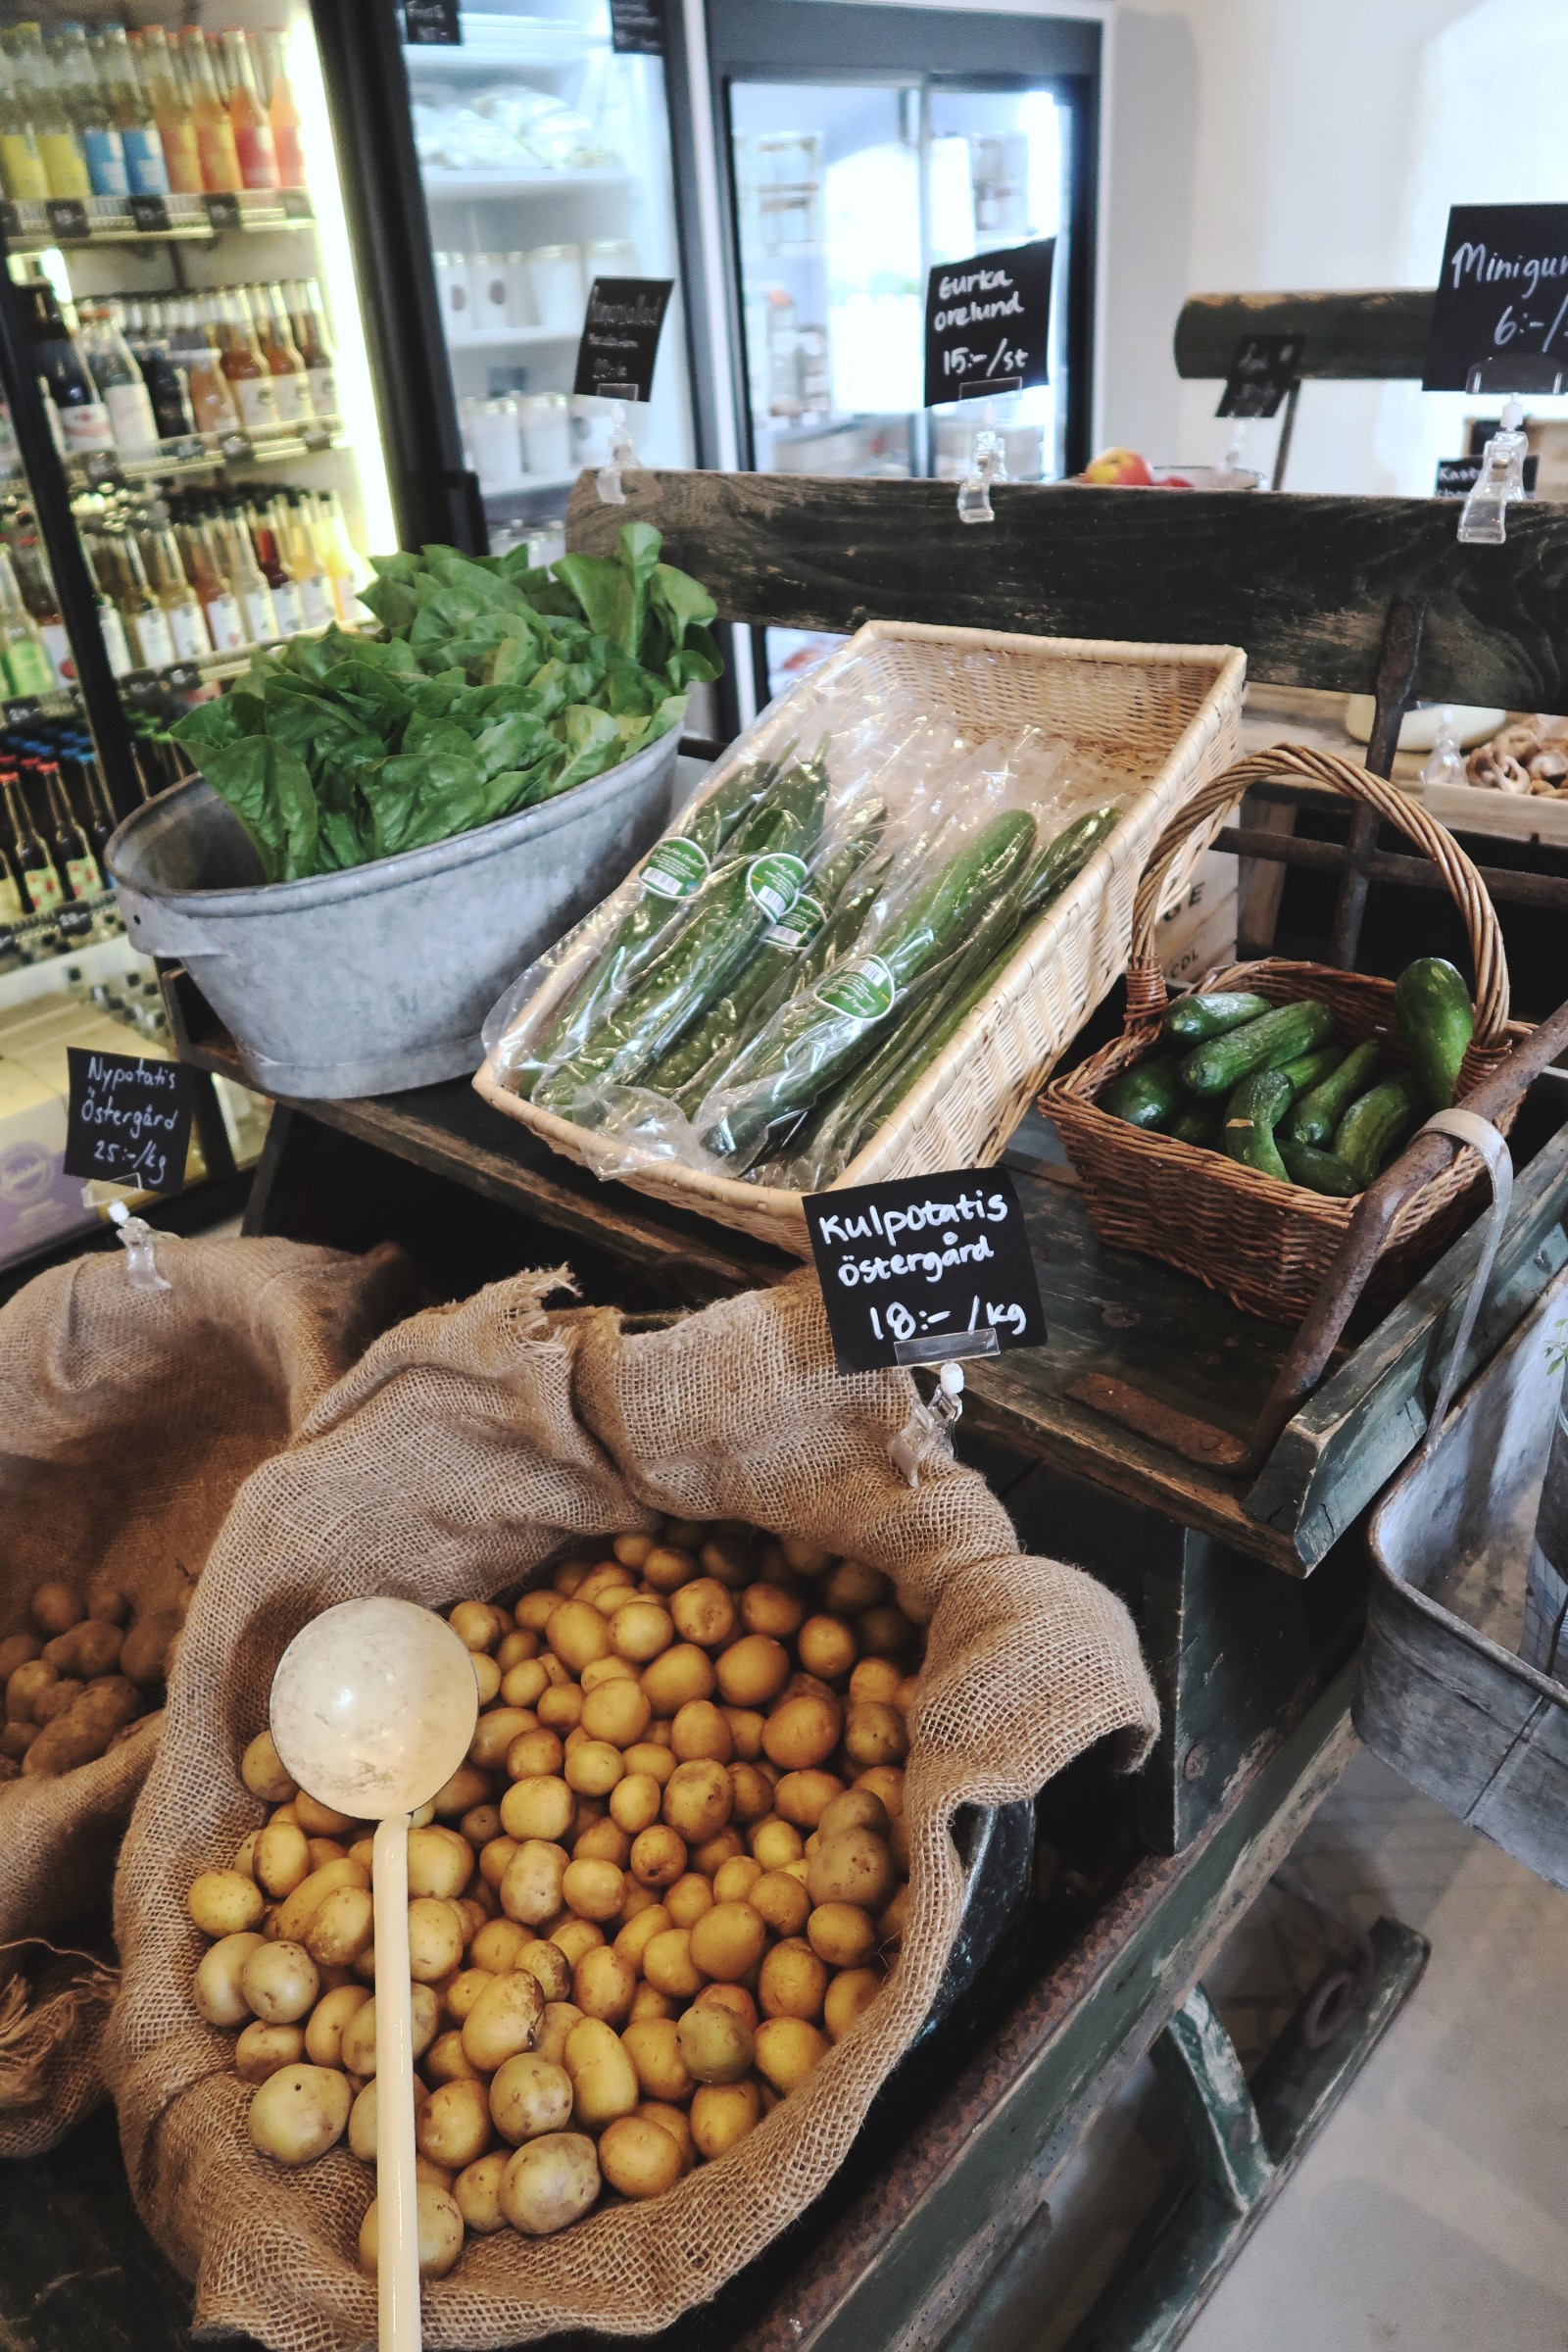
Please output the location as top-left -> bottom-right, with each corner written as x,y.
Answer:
254,284 -> 312,424
124,299 -> 196,442
77,533 -> 131,678
273,493 -> 334,629
180,27 -> 241,194
0,547 -> 54,698
52,22 -> 127,199
139,508 -> 212,661
72,735 -> 118,868
261,31 -> 306,191
0,825 -> 24,927
108,529 -> 176,671
181,503 -> 245,654
9,23 -> 90,202
168,295 -> 236,438
77,301 -> 158,456
42,760 -> 99,899
91,24 -> 169,198
220,30 -> 277,191
244,496 -> 305,634
9,530 -> 72,687
23,277 -> 114,453
209,289 -> 278,434
0,37 -> 49,203
285,280 -> 337,418
133,28 -> 202,196
214,508 -> 277,644
2,768 -> 61,914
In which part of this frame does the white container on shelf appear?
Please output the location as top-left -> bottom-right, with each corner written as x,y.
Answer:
462,395 -> 526,495
502,252 -> 535,328
583,237 -> 638,286
472,253 -> 512,336
520,393 -> 572,475
526,244 -> 584,333
435,251 -> 475,342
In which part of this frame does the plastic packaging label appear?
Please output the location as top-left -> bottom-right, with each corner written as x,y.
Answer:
815,955 -> 896,1022
745,851 -> 808,923
641,836 -> 710,900
761,891 -> 825,954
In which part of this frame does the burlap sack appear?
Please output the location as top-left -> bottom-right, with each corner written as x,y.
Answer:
0,1232 -> 416,2158
109,1266 -> 1157,2351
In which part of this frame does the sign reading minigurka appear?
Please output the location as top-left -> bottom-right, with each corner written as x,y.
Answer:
1425,203 -> 1568,391
573,276 -> 674,403
922,239 -> 1054,409
804,1167 -> 1047,1374
63,1047 -> 192,1195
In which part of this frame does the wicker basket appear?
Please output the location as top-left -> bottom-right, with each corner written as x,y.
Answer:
475,620 -> 1246,1254
1044,744 -> 1531,1324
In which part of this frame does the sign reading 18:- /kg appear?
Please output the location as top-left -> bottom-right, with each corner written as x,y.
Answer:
805,1167 -> 1047,1375
923,239 -> 1055,410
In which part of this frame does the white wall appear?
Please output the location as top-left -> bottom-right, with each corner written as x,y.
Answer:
1101,0 -> 1568,494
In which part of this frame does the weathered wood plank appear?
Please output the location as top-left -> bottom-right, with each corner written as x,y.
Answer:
566,467 -> 1568,708
1174,290 -> 1432,382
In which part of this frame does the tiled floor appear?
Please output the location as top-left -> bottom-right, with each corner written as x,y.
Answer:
967,1750 -> 1568,2352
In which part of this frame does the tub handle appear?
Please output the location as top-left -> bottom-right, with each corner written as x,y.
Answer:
1417,1108 -> 1514,1452
117,898 -> 230,962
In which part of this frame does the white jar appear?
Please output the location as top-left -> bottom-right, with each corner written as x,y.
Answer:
472,252 -> 511,337
583,237 -> 638,288
520,392 -> 571,476
526,244 -> 584,334
465,394 -> 526,494
502,251 -> 535,328
435,251 -> 474,343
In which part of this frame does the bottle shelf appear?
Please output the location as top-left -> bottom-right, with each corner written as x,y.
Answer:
53,421 -> 349,496
0,187 -> 316,252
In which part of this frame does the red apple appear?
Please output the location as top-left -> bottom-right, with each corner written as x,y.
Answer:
1081,446 -> 1155,486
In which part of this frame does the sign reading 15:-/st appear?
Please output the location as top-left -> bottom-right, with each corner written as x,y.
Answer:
922,240 -> 1054,411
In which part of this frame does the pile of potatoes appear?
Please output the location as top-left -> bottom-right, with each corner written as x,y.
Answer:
0,1576 -> 184,1781
186,1521 -> 926,2278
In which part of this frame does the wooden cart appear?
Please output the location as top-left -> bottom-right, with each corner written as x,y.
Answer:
10,466 -> 1568,2352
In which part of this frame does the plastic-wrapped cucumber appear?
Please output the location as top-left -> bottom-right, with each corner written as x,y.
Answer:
538,761 -> 830,1106
511,747 -> 787,1097
698,808 -> 1037,1165
652,807 -> 887,1107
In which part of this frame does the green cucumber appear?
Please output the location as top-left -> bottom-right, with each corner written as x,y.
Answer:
1279,1044 -> 1345,1097
1169,1102 -> 1221,1146
1103,1058 -> 1186,1132
1333,1072 -> 1427,1183
1395,956 -> 1474,1110
1220,1068 -> 1292,1179
1284,1039 -> 1379,1148
1180,998 -> 1335,1098
1279,1139 -> 1362,1197
1018,805 -> 1121,914
1161,989 -> 1271,1046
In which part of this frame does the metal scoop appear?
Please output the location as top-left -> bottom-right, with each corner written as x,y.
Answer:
270,1597 -> 479,2352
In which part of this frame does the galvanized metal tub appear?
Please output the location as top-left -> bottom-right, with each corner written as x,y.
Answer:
106,726 -> 682,1100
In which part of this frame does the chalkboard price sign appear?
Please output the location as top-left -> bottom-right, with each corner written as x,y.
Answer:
63,1048 -> 193,1196
923,239 -> 1054,409
804,1167 -> 1047,1375
1216,333 -> 1304,419
573,276 -> 674,402
1425,203 -> 1568,391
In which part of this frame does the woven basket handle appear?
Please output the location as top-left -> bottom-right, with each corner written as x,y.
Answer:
1125,743 -> 1510,1042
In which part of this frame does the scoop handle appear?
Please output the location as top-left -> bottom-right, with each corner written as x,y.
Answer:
373,1813 -> 420,2352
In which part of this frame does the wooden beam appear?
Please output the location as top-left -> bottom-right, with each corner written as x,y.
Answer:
1174,289 -> 1433,382
567,469 -> 1568,706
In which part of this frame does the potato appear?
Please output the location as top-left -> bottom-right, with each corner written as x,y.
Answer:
618,2015 -> 692,2103
608,1772 -> 663,1838
823,1966 -> 882,2041
624,1741 -> 676,1787
416,2077 -> 492,2171
564,2015 -> 639,2128
879,1885 -> 909,1946
750,1870 -> 810,1937
188,1869 -> 265,1939
599,2112 -> 682,2200
763,1694 -> 841,1773
451,1599 -> 506,1653
235,2021 -> 306,2084
408,1897 -> 465,1983
808,1902 -> 877,1969
501,1776 -> 574,1846
469,1918 -> 530,1975
305,1886 -> 375,1968
500,1839 -> 567,1927
340,1984 -> 440,2077
640,1642 -> 715,1718
547,1598 -> 612,1673
609,1599 -> 673,1665
696,1980 -> 759,2028
727,1761 -> 772,1822
516,1941 -> 573,2004
551,1917 -> 603,1968
304,1983 -> 370,2068
773,1770 -> 844,1831
857,1605 -> 916,1662
445,1967 -> 493,2024
750,1818 -> 805,1871
662,1759 -> 732,1844
676,2003 -> 754,2085
712,1855 -> 762,1904
823,1561 -> 890,1615
580,1677 -> 653,1749
479,1836 -> 519,1892
455,2148 -> 510,2234
562,1857 -> 625,1924
854,1764 -> 905,1819
6,1659 -> 55,1723
490,2051 -> 574,2144
714,1635 -> 791,1710
670,1579 -> 735,1650
688,1900 -> 767,1984
406,1824 -> 474,1901
844,1701 -> 908,1768
121,1610 -> 182,1685
536,1684 -> 584,1735
755,2015 -> 830,2093
630,1826 -> 687,1888
359,2181 -> 465,2278
248,2062 -> 352,2165
613,1901 -> 671,1973
689,2078 -> 762,2160
669,1700 -> 732,1764
0,1632 -> 40,1682
0,1722 -> 34,1760
31,1676 -> 84,1725
254,1821 -> 311,1901
664,1873 -> 714,1929
274,1857 -> 370,1946
572,1944 -> 635,2026
796,1614 -> 858,1681
532,1998 -> 584,2066
759,1938 -> 828,2022
642,1929 -> 702,2000
641,1544 -> 697,1593
502,1659 -> 549,1709
430,1763 -> 491,1819
807,1828 -> 896,1913
564,1739 -> 624,1798
636,2101 -> 695,2173
501,2131 -> 601,2234
194,1931 -> 266,2027
45,1620 -> 123,1680
242,1939 -> 319,2025
818,1788 -> 890,1840
516,1589 -> 562,1630
462,1970 -> 545,2073
29,1580 -> 81,1637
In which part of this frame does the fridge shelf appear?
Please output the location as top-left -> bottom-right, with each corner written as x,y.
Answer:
61,425 -> 350,497
480,469 -> 579,519
0,189 -> 317,253
447,326 -> 580,349
420,168 -> 632,197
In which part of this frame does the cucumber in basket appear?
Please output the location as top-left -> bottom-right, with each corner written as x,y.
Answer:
1284,1038 -> 1379,1148
1280,1138 -> 1362,1197
1278,1043 -> 1345,1097
1161,989 -> 1271,1046
1333,1071 -> 1427,1185
1103,1059 -> 1186,1131
1180,997 -> 1335,1098
1221,1068 -> 1293,1180
1395,956 -> 1474,1110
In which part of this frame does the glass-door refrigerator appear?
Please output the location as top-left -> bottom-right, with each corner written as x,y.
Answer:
396,0 -> 695,566
0,0 -> 400,1281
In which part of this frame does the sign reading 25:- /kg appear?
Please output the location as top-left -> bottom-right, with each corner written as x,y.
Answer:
805,1167 -> 1047,1374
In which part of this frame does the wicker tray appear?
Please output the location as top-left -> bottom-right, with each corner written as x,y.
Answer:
1044,744 -> 1531,1324
477,619 -> 1246,1256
